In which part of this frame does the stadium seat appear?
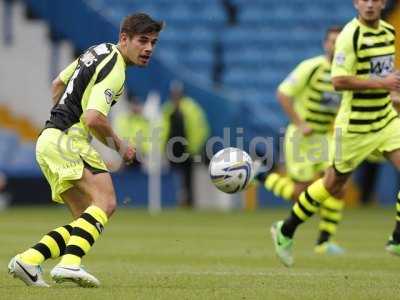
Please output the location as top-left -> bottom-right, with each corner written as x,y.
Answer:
0,129 -> 19,171
196,4 -> 226,27
4,142 -> 40,176
26,0 -> 356,142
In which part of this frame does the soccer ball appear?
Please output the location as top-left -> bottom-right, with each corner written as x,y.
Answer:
209,147 -> 254,194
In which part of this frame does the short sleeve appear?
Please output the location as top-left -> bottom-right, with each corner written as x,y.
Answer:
59,59 -> 79,84
86,69 -> 124,117
331,28 -> 357,78
278,59 -> 318,98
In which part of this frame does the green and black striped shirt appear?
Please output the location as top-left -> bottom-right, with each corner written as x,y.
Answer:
45,43 -> 126,138
279,55 -> 341,134
332,18 -> 396,134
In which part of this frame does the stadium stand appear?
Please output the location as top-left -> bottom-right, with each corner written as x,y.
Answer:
1,0 -> 398,207
18,0 -> 358,138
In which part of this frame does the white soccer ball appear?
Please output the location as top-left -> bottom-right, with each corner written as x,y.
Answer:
209,147 -> 254,194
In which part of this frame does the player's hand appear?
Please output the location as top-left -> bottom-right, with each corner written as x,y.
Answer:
382,72 -> 400,92
299,122 -> 313,136
121,144 -> 136,165
391,91 -> 400,103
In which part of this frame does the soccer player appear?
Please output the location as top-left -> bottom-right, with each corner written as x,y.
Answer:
258,26 -> 344,254
8,13 -> 163,287
271,0 -> 400,267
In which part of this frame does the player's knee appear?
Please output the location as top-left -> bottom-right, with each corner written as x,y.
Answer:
324,167 -> 349,196
88,189 -> 117,217
105,195 -> 117,217
326,179 -> 346,197
292,182 -> 311,201
97,192 -> 117,217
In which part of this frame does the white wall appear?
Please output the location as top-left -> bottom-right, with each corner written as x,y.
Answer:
0,0 -> 74,126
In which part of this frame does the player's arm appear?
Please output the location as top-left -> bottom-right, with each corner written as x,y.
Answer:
331,28 -> 400,92
51,59 -> 79,104
276,91 -> 303,127
51,77 -> 66,104
84,110 -> 121,151
84,69 -> 135,163
332,72 -> 400,91
84,109 -> 135,164
277,60 -> 315,135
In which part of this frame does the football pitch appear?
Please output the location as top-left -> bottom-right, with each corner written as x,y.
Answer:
1,206 -> 400,299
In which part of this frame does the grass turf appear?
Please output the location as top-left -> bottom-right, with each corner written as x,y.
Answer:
1,206 -> 400,299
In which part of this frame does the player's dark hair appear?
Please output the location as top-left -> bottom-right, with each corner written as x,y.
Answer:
120,13 -> 164,38
325,26 -> 342,40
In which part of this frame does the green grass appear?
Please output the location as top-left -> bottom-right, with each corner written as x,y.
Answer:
1,206 -> 400,299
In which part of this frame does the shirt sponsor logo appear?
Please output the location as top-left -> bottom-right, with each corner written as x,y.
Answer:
93,44 -> 110,55
370,55 -> 394,77
321,91 -> 342,108
81,51 -> 97,67
104,89 -> 114,104
335,52 -> 345,66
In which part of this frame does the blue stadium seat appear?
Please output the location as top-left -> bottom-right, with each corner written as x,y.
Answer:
183,64 -> 213,84
239,48 -> 266,66
160,27 -> 181,44
187,26 -> 217,44
161,4 -> 193,26
195,3 -> 226,26
183,47 -> 214,68
222,69 -> 252,89
238,7 -> 269,26
0,129 -> 19,171
5,142 -> 40,176
90,0 -> 356,131
157,48 -> 180,64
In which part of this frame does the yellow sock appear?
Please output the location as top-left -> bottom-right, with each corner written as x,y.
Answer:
60,205 -> 108,266
396,192 -> 400,222
293,179 -> 331,221
19,222 -> 76,265
265,173 -> 294,201
319,196 -> 344,238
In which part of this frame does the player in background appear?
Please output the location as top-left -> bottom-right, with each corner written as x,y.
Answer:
271,0 -> 400,267
8,13 -> 163,287
256,27 -> 344,254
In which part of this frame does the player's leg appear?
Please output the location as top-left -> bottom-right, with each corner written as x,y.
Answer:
51,168 -> 116,287
315,189 -> 345,255
263,173 -> 299,201
383,148 -> 400,255
315,156 -> 346,254
268,166 -> 346,253
270,123 -> 382,266
373,118 -> 400,255
8,186 -> 90,287
18,187 -> 90,262
291,166 -> 350,235
63,186 -> 92,218
271,167 -> 350,266
8,130 -> 85,287
265,124 -> 314,202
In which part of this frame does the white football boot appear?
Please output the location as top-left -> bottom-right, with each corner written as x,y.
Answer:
8,255 -> 50,287
50,265 -> 100,288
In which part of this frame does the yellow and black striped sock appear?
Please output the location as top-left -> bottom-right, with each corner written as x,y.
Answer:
60,205 -> 108,266
265,173 -> 294,201
317,196 -> 344,244
391,192 -> 400,243
281,179 -> 332,238
19,222 -> 76,265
